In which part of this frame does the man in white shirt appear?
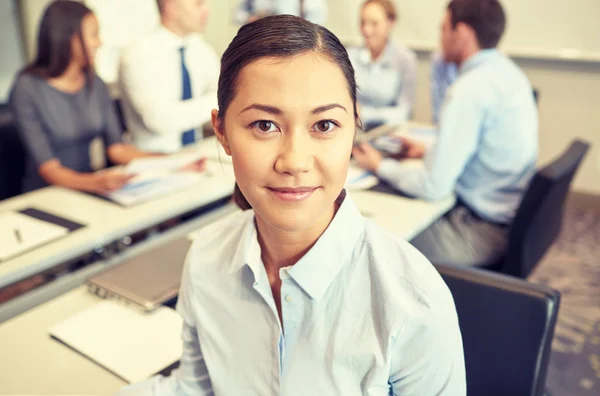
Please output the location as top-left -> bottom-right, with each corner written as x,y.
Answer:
119,0 -> 219,153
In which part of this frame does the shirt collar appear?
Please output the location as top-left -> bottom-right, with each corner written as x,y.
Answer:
357,40 -> 395,67
459,48 -> 499,75
158,25 -> 196,49
229,190 -> 366,300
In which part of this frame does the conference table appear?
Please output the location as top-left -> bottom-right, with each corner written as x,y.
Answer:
0,137 -> 237,322
0,122 -> 458,394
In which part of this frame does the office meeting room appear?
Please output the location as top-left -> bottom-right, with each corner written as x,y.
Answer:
0,0 -> 599,394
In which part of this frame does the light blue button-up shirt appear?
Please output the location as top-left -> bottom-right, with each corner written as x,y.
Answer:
348,41 -> 417,128
430,52 -> 458,125
117,191 -> 465,395
377,49 -> 538,224
235,0 -> 327,25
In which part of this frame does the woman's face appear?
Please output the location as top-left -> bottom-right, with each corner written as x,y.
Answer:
214,53 -> 356,233
360,3 -> 394,52
72,13 -> 101,68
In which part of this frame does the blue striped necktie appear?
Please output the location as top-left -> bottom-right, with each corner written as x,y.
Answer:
179,46 -> 196,146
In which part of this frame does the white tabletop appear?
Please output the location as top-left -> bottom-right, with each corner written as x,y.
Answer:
0,137 -> 236,289
0,287 -> 127,394
0,186 -> 455,395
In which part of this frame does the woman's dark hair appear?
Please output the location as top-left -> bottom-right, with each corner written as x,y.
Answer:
448,0 -> 506,49
24,0 -> 94,80
217,15 -> 359,210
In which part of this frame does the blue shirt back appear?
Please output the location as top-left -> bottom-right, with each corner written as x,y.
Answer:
378,49 -> 538,224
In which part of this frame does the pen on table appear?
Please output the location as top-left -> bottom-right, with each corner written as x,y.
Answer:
14,228 -> 22,244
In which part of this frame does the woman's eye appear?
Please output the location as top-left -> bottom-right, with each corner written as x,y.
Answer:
252,120 -> 279,133
313,120 -> 337,133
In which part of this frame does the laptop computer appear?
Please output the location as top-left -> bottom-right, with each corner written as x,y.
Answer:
87,238 -> 192,312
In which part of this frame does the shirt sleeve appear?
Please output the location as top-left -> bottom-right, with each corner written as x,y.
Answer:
9,76 -> 56,167
97,77 -> 123,147
115,247 -> 213,396
388,302 -> 466,395
375,85 -> 482,201
359,50 -> 417,126
119,44 -> 217,136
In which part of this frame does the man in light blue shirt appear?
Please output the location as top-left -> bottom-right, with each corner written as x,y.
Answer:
235,0 -> 327,25
353,0 -> 538,267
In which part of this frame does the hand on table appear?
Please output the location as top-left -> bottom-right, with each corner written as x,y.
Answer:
180,157 -> 207,173
396,137 -> 426,159
92,170 -> 135,194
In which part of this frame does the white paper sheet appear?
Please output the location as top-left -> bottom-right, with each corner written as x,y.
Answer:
49,300 -> 183,383
105,172 -> 205,207
0,211 -> 69,261
345,163 -> 379,190
125,151 -> 205,175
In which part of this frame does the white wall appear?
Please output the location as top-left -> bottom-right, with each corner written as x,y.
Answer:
0,0 -> 26,103
20,0 -> 55,62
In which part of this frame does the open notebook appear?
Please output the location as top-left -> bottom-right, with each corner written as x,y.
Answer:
0,211 -> 70,262
49,300 -> 183,383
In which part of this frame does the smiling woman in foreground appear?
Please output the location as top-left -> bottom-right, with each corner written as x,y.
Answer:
118,15 -> 466,395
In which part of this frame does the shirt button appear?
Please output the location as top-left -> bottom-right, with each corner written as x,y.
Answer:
285,295 -> 293,303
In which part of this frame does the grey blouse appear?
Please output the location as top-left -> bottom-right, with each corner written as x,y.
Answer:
9,73 -> 122,192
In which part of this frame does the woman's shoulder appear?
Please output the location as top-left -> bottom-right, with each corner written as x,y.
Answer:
360,220 -> 456,317
11,72 -> 41,96
91,74 -> 111,95
185,209 -> 255,274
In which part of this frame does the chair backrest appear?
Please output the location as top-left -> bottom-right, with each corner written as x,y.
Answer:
435,263 -> 560,396
503,140 -> 590,278
0,104 -> 26,200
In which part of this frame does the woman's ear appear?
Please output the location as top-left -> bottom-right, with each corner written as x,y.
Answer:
212,109 -> 232,156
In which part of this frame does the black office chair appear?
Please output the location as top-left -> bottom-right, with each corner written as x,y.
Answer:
0,104 -> 26,200
435,263 -> 560,396
481,140 -> 590,279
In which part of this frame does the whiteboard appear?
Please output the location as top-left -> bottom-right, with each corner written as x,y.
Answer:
326,0 -> 600,63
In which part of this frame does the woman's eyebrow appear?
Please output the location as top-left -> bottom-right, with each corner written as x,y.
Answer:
311,104 -> 347,114
239,104 -> 282,115
239,103 -> 348,115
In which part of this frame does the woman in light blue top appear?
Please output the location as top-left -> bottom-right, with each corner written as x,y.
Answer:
118,15 -> 465,395
347,0 -> 418,130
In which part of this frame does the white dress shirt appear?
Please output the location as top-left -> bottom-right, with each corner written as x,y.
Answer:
119,26 -> 219,153
117,191 -> 466,395
347,41 -> 418,129
377,49 -> 538,224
